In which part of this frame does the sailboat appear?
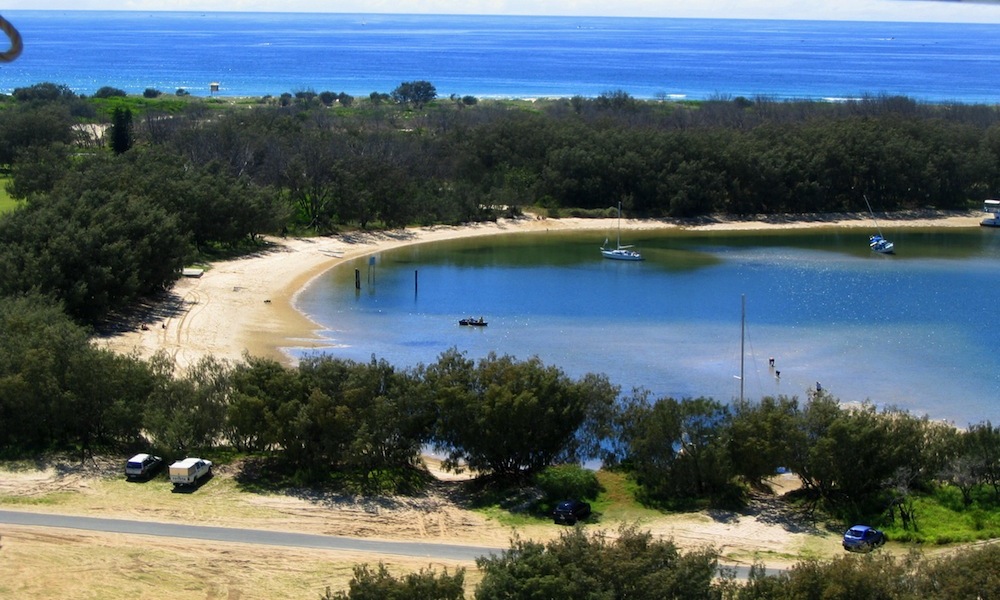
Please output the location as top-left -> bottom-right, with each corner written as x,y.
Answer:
864,195 -> 895,254
600,202 -> 643,261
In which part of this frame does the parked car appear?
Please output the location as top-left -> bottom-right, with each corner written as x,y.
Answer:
124,453 -> 163,480
842,525 -> 886,552
553,499 -> 591,525
168,457 -> 213,488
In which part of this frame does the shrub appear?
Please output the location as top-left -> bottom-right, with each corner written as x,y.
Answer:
534,464 -> 601,503
143,88 -> 162,98
93,86 -> 127,98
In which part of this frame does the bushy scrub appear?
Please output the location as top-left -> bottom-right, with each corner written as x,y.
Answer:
534,464 -> 601,503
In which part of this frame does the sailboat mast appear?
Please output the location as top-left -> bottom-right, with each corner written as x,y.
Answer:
617,201 -> 622,249
863,194 -> 884,237
740,294 -> 745,403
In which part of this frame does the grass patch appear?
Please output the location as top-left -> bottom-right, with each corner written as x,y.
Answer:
591,469 -> 663,521
878,484 -> 1000,545
0,175 -> 19,214
785,482 -> 1000,546
467,468 -> 673,527
0,492 -> 72,506
0,528 -> 435,600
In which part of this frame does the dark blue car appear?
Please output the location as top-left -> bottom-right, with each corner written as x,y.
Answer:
842,525 -> 886,552
553,500 -> 591,525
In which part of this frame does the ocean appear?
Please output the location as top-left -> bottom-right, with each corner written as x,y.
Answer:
2,11 -> 1000,103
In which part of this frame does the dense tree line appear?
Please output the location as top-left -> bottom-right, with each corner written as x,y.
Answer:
328,526 -> 1000,599
3,83 -> 1000,323
0,147 -> 285,321
3,297 -> 999,524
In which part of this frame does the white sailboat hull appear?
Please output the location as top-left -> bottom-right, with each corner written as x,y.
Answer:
601,248 -> 644,261
864,195 -> 895,254
869,235 -> 895,254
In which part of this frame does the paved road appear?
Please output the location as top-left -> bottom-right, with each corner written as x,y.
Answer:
0,509 -> 499,561
0,509 -> 780,579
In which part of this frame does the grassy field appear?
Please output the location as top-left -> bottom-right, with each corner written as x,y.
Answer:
882,485 -> 1000,545
0,458 -> 483,599
1,456 -> 995,598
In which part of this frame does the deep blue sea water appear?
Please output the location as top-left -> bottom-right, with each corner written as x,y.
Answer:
2,11 -> 1000,102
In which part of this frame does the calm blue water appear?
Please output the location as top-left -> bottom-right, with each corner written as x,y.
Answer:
293,228 -> 1000,427
2,11 -> 1000,102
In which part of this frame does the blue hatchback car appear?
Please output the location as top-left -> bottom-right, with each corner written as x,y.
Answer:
842,525 -> 886,552
553,500 -> 591,525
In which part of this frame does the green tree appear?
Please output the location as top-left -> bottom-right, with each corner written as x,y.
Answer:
11,82 -> 77,103
226,355 -> 305,453
6,142 -> 72,199
963,421 -> 1000,499
0,186 -> 187,322
63,348 -> 155,459
622,396 -> 734,503
391,80 -> 437,108
282,128 -> 342,230
0,103 -> 75,165
778,553 -> 918,600
109,106 -> 133,154
325,563 -> 465,600
0,295 -> 91,451
94,86 -> 127,99
728,396 -> 801,486
475,525 -> 718,600
143,355 -> 229,452
915,543 -> 1000,599
426,350 -> 616,481
341,359 -> 434,492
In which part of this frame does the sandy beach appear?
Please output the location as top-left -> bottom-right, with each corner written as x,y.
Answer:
97,210 -> 983,370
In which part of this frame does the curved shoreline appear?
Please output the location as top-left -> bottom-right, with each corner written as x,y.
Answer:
97,210 -> 983,369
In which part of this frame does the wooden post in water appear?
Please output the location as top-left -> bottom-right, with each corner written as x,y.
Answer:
354,269 -> 361,290
414,270 -> 418,296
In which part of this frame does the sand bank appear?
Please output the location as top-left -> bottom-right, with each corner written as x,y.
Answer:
97,210 -> 983,369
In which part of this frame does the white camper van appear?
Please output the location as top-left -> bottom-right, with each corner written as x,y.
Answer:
168,457 -> 212,487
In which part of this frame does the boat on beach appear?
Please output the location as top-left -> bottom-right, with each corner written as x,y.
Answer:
601,202 -> 644,261
981,199 -> 1000,227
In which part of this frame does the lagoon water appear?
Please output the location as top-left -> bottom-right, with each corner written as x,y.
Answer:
3,11 -> 1000,102
6,11 -> 999,423
293,227 -> 1000,427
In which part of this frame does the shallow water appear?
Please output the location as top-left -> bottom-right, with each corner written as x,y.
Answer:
292,227 -> 1000,426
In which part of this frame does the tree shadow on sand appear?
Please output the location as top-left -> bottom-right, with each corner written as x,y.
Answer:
705,489 -> 825,536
